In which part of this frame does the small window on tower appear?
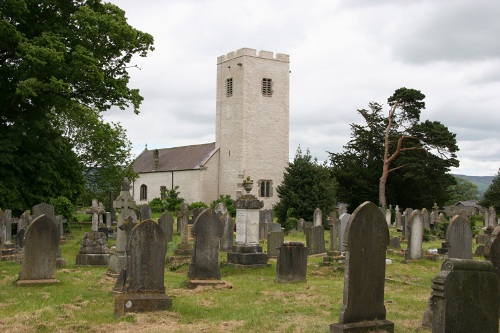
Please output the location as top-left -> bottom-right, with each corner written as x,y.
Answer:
259,180 -> 273,197
262,78 -> 272,96
226,78 -> 233,97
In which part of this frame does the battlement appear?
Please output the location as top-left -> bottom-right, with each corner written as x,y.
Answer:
217,48 -> 289,64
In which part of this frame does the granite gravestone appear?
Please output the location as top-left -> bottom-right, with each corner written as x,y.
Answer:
330,201 -> 394,333
16,215 -> 60,285
114,219 -> 172,316
445,212 -> 472,259
305,223 -> 326,255
431,259 -> 499,333
188,209 -> 225,288
267,229 -> 285,258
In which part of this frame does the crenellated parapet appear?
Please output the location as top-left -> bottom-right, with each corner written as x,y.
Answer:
217,47 -> 289,64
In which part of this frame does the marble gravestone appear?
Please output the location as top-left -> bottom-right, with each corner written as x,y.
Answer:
16,215 -> 60,285
405,210 -> 424,260
330,201 -> 394,333
445,212 -> 473,259
114,219 -> 172,316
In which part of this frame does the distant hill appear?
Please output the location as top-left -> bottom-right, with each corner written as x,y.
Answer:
452,174 -> 494,196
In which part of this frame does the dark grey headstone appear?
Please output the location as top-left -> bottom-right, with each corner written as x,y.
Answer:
158,212 -> 174,242
431,259 -> 499,333
267,230 -> 284,257
445,214 -> 473,259
32,203 -> 55,220
268,223 -> 282,232
188,209 -> 223,280
276,242 -> 307,283
389,237 -> 401,250
16,215 -> 60,284
330,201 -> 393,333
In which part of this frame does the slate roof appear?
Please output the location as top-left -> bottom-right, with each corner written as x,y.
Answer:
133,142 -> 217,173
454,200 -> 483,209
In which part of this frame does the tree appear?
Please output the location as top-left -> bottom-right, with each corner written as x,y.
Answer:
0,1 -> 153,213
479,169 -> 500,211
379,88 -> 459,207
445,177 -> 480,205
330,89 -> 459,209
165,186 -> 184,212
274,147 -> 337,230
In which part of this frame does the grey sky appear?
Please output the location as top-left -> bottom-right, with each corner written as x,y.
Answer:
104,0 -> 500,176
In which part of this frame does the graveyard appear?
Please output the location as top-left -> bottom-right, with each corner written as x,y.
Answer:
0,204 -> 495,333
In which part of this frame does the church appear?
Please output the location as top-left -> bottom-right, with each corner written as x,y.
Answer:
131,48 -> 290,209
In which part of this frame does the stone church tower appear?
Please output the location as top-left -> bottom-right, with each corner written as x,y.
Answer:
215,48 -> 290,208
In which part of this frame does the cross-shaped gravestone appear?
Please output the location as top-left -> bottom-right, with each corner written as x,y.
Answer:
89,199 -> 100,232
119,216 -> 137,252
176,203 -> 192,245
113,178 -> 137,253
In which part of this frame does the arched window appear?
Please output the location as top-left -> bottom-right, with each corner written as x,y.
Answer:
259,180 -> 272,197
140,184 -> 147,201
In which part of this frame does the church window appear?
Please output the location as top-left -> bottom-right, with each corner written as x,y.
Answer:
160,186 -> 166,200
226,78 -> 233,97
259,180 -> 273,197
262,78 -> 272,96
140,184 -> 147,201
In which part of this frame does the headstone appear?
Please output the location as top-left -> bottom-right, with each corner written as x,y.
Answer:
329,214 -> 341,252
338,204 -> 348,216
267,230 -> 285,257
31,203 -> 66,268
173,203 -> 193,256
489,206 -> 497,227
394,205 -> 402,230
98,202 -> 105,228
187,209 -> 225,287
389,237 -> 401,250
114,219 -> 172,316
385,207 -> 391,227
297,218 -> 305,233
421,208 -> 430,229
158,211 -> 174,242
16,215 -> 60,285
314,208 -> 323,227
215,203 -> 234,252
339,213 -> 350,252
108,178 -> 137,275
227,176 -> 268,267
75,231 -> 110,266
403,208 -> 413,239
485,226 -> 500,280
329,201 -> 394,333
431,259 -> 499,333
305,224 -> 326,255
405,210 -> 424,260
139,203 -> 152,221
276,242 -> 307,283
445,212 -> 473,259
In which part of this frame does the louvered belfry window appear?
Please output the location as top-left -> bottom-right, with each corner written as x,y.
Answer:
226,78 -> 233,97
262,78 -> 272,96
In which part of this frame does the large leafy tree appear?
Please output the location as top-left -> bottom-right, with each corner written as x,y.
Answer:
445,177 -> 480,205
274,146 -> 337,229
0,1 -> 153,213
479,169 -> 500,211
330,88 -> 459,209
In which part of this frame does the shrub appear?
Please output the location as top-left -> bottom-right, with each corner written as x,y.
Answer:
188,201 -> 208,210
148,198 -> 166,213
210,195 -> 236,217
50,196 -> 75,222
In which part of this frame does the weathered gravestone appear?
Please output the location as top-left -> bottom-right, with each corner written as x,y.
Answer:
109,178 -> 137,275
394,205 -> 402,230
75,231 -> 110,266
305,223 -> 326,255
158,211 -> 174,242
215,202 -> 234,252
276,242 -> 307,283
139,204 -> 152,221
405,210 -> 424,260
173,203 -> 193,257
484,226 -> 500,279
114,219 -> 172,316
339,213 -> 350,252
16,215 -> 60,285
297,218 -> 305,233
227,177 -> 268,268
259,209 -> 273,240
385,206 -> 391,227
314,208 -> 323,227
430,259 -> 499,333
403,208 -> 413,240
188,209 -> 226,288
330,201 -> 394,333
445,212 -> 472,259
329,213 -> 341,252
32,203 -> 66,268
267,229 -> 285,258
421,208 -> 430,230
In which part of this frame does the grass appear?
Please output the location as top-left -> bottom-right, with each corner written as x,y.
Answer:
0,223 -> 491,333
